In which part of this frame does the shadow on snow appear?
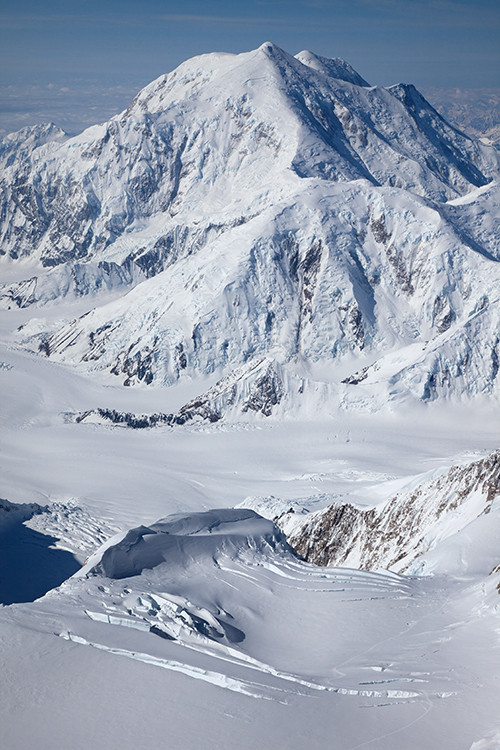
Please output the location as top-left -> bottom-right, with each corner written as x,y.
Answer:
0,522 -> 80,605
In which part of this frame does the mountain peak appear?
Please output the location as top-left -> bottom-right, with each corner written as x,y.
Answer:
257,41 -> 280,55
1,43 -> 499,407
0,121 -> 68,170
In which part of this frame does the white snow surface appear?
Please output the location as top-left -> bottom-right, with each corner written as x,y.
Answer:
3,500 -> 500,750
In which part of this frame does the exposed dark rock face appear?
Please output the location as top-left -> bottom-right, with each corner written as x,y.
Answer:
110,342 -> 157,386
76,408 -> 173,429
75,397 -> 221,429
281,450 -> 500,572
341,365 -> 369,385
74,359 -> 286,428
433,295 -> 455,333
370,216 -> 389,245
2,277 -> 38,308
299,240 -> 323,324
242,362 -> 284,417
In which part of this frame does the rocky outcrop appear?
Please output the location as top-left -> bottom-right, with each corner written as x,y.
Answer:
75,358 -> 289,427
281,451 -> 500,572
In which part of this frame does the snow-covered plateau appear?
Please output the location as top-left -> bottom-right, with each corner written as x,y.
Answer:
1,43 -> 499,750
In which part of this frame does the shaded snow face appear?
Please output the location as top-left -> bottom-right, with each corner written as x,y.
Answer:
0,498 -> 116,604
0,499 -> 79,604
80,508 -> 293,580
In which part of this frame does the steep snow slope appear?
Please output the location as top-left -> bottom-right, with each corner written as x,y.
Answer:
279,450 -> 500,572
0,122 -> 67,170
12,177 -> 500,408
1,42 -> 496,264
1,43 -> 499,412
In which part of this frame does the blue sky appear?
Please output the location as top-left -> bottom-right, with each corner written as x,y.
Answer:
1,0 -> 499,134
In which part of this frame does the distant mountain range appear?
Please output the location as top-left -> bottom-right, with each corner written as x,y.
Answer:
423,87 -> 500,146
1,43 -> 499,420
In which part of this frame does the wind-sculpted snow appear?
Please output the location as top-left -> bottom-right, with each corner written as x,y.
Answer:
80,508 -> 293,580
294,50 -> 370,87
1,43 -> 500,413
282,450 -> 500,573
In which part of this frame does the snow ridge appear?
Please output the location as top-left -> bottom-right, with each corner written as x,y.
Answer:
282,450 -> 500,573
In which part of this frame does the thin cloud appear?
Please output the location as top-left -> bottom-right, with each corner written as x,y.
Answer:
0,13 -> 148,29
356,0 -> 500,27
2,5 -> 497,32
157,13 -> 324,27
156,7 -> 500,31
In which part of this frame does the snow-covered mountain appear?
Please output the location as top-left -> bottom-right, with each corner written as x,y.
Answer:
1,328 -> 499,749
0,122 -> 67,171
2,43 -> 500,750
1,42 -> 500,416
278,450 -> 500,573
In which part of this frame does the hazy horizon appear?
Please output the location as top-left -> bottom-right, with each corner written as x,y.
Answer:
1,1 -> 499,136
